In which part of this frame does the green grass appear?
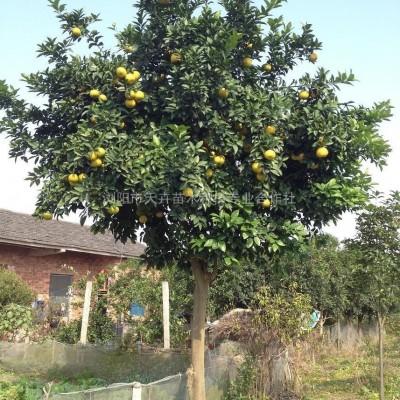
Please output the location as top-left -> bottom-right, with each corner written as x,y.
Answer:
298,333 -> 400,399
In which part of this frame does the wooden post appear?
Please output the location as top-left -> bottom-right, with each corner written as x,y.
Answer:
162,281 -> 170,349
80,280 -> 93,345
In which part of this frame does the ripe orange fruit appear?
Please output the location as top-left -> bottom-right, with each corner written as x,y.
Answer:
90,158 -> 103,168
243,57 -> 253,68
183,187 -> 194,197
205,169 -> 213,178
78,173 -> 86,182
125,73 -> 136,84
67,174 -> 79,186
95,147 -> 106,158
71,27 -> 81,37
124,45 -> 134,53
87,151 -> 97,161
316,147 -> 329,158
90,115 -> 98,124
98,94 -> 107,102
264,125 -> 276,135
213,155 -> 225,166
107,205 -> 120,215
138,215 -> 148,224
132,71 -> 141,81
299,91 -> 310,100
42,212 -> 53,220
156,211 -> 165,218
133,91 -> 145,102
263,150 -> 276,161
309,52 -> 318,62
264,63 -> 272,72
251,162 -> 262,173
246,42 -> 253,49
262,199 -> 271,208
125,99 -> 137,108
116,67 -> 127,78
125,90 -> 135,99
170,53 -> 182,63
89,90 -> 100,99
218,88 -> 229,99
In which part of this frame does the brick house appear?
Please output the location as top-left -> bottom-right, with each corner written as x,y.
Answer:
0,209 -> 145,303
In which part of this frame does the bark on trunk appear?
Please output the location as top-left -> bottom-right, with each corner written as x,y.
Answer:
377,312 -> 386,400
188,257 -> 211,400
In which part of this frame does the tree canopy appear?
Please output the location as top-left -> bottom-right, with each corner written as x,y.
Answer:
0,0 -> 391,270
0,1 -> 393,398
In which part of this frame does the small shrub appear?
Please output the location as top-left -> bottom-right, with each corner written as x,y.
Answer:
87,300 -> 116,344
0,304 -> 34,341
226,358 -> 262,400
0,267 -> 35,309
53,320 -> 81,344
53,302 -> 116,345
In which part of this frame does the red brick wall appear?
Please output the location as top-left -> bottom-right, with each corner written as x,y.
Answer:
0,242 -> 125,299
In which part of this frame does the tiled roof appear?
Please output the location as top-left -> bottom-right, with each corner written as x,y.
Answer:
0,209 -> 145,258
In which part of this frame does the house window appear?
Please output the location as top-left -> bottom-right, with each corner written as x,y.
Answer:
49,274 -> 73,298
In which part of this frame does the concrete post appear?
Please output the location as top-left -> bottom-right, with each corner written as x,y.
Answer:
162,281 -> 170,349
80,280 -> 93,345
132,382 -> 142,400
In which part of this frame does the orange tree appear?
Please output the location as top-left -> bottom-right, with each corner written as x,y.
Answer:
0,0 -> 392,398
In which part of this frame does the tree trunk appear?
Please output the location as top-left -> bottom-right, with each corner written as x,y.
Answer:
377,312 -> 386,400
318,311 -> 325,337
188,257 -> 211,400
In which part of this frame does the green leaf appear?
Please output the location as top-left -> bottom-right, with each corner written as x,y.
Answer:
225,29 -> 243,51
153,135 -> 160,146
246,238 -> 254,248
224,256 -> 232,266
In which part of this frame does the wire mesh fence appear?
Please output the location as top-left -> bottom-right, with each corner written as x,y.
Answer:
0,340 -> 191,383
48,358 -> 235,400
0,322 -> 378,399
0,341 -> 236,400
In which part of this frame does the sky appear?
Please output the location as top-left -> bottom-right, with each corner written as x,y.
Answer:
0,0 -> 399,241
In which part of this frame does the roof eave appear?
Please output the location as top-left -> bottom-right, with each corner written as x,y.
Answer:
0,238 -> 139,259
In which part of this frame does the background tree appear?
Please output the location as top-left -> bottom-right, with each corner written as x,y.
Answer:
0,0 -> 392,398
344,191 -> 400,400
208,261 -> 267,319
271,234 -> 351,331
